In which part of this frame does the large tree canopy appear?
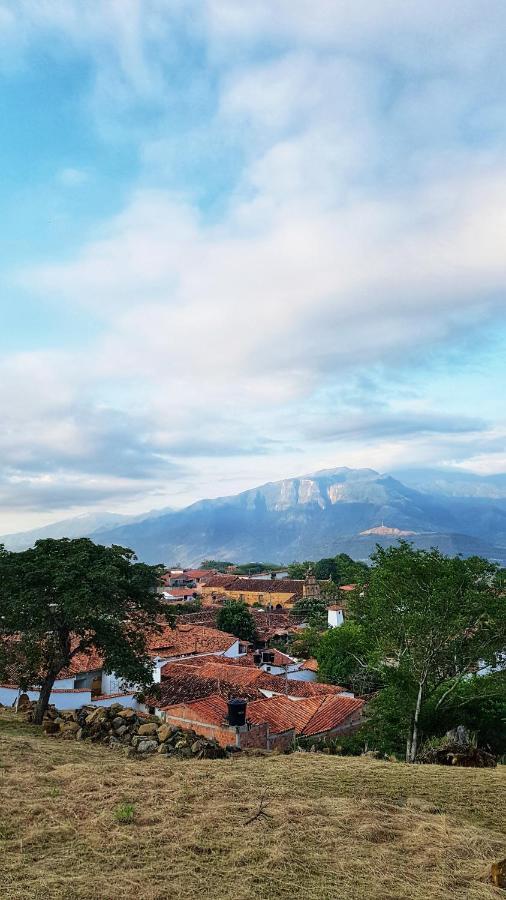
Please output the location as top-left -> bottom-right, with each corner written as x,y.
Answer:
317,542 -> 505,760
216,599 -> 257,642
0,538 -> 170,724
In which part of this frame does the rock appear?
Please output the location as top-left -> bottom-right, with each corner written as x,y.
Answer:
43,721 -> 60,734
17,693 -> 31,711
137,739 -> 158,754
158,743 -> 169,754
85,707 -> 106,726
119,708 -> 136,720
76,728 -> 84,741
138,723 -> 158,737
491,859 -> 506,888
115,725 -> 128,737
111,716 -> 124,730
108,703 -> 124,717
61,721 -> 80,734
157,724 -> 175,743
131,736 -> 143,748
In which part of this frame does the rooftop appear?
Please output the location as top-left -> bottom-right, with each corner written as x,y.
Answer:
148,623 -> 240,658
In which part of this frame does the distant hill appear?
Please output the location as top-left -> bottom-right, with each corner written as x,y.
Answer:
90,467 -> 506,565
4,466 -> 506,564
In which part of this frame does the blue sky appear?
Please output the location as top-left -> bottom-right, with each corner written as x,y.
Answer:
1,0 -> 506,532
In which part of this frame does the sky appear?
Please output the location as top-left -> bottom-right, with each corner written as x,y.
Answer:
1,0 -> 506,533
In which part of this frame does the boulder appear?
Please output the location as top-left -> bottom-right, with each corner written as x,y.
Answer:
43,721 -> 60,734
119,708 -> 136,720
157,724 -> 175,743
111,716 -> 124,730
115,725 -> 128,737
137,739 -> 158,754
138,723 -> 158,737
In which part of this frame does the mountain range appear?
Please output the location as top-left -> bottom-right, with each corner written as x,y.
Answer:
3,466 -> 506,566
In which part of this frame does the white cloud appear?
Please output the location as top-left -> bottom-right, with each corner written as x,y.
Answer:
2,0 -> 506,527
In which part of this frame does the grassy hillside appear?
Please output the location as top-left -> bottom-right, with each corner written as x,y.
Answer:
0,710 -> 505,900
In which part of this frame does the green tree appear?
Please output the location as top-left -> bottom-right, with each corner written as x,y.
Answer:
200,560 -> 234,572
292,594 -> 328,629
0,538 -> 170,725
349,543 -> 505,761
317,621 -> 376,691
333,554 -> 369,585
287,560 -> 313,579
216,599 -> 257,642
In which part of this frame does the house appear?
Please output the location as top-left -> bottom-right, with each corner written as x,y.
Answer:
159,691 -> 364,750
0,643 -> 141,710
200,575 -> 304,609
160,694 -> 294,751
246,693 -> 364,741
156,659 -> 347,710
161,587 -> 198,603
147,623 -> 249,662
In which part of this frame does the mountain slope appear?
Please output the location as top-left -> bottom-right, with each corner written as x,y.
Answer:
94,467 -> 506,565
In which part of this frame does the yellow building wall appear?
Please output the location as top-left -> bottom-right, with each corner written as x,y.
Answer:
200,586 -> 295,609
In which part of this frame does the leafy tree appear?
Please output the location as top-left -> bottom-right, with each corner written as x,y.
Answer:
287,561 -> 313,579
216,599 -> 257,642
333,553 -> 369,585
348,543 -> 505,761
200,560 -> 234,572
314,558 -> 340,580
292,594 -> 328,629
0,538 -> 170,725
317,621 -> 377,692
289,626 -> 322,660
423,671 -> 506,756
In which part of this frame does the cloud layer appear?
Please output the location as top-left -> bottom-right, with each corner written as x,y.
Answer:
1,1 -> 506,527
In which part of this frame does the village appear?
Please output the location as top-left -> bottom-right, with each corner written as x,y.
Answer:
0,567 -> 363,754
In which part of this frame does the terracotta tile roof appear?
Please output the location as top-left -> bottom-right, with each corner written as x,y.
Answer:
163,659 -> 343,698
301,658 -> 319,672
327,605 -> 344,612
60,645 -> 104,678
182,569 -> 217,580
202,576 -> 304,597
187,649 -> 297,668
246,694 -> 364,736
148,624 -> 239,658
164,694 -> 230,727
339,584 -> 357,591
156,664 -> 260,707
163,587 -> 197,598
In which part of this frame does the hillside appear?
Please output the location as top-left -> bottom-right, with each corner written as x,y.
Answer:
93,467 -> 506,564
4,466 -> 506,565
1,711 -> 505,899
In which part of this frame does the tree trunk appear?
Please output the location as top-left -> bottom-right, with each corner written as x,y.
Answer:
405,735 -> 412,764
33,669 -> 59,725
408,680 -> 424,763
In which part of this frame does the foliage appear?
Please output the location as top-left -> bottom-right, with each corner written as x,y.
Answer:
287,553 -> 369,585
347,542 -> 505,760
288,627 -> 323,659
216,599 -> 257,642
200,560 -> 234,572
317,622 -> 378,692
0,538 -> 170,724
292,594 -> 328,628
422,671 -> 506,756
114,802 -> 135,824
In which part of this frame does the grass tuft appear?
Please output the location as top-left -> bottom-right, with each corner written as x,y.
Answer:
114,802 -> 135,825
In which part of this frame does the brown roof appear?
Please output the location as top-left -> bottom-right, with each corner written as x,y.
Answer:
164,694 -> 229,727
156,664 -> 261,707
162,659 -> 343,699
301,658 -> 319,672
246,694 -> 364,736
147,624 -> 239,658
202,576 -> 304,598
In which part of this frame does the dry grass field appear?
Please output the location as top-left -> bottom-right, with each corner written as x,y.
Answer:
0,709 -> 505,900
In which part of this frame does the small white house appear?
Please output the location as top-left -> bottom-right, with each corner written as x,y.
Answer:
327,605 -> 345,628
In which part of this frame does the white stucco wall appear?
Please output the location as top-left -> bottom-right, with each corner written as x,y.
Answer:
0,686 -> 92,709
328,609 -> 344,628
